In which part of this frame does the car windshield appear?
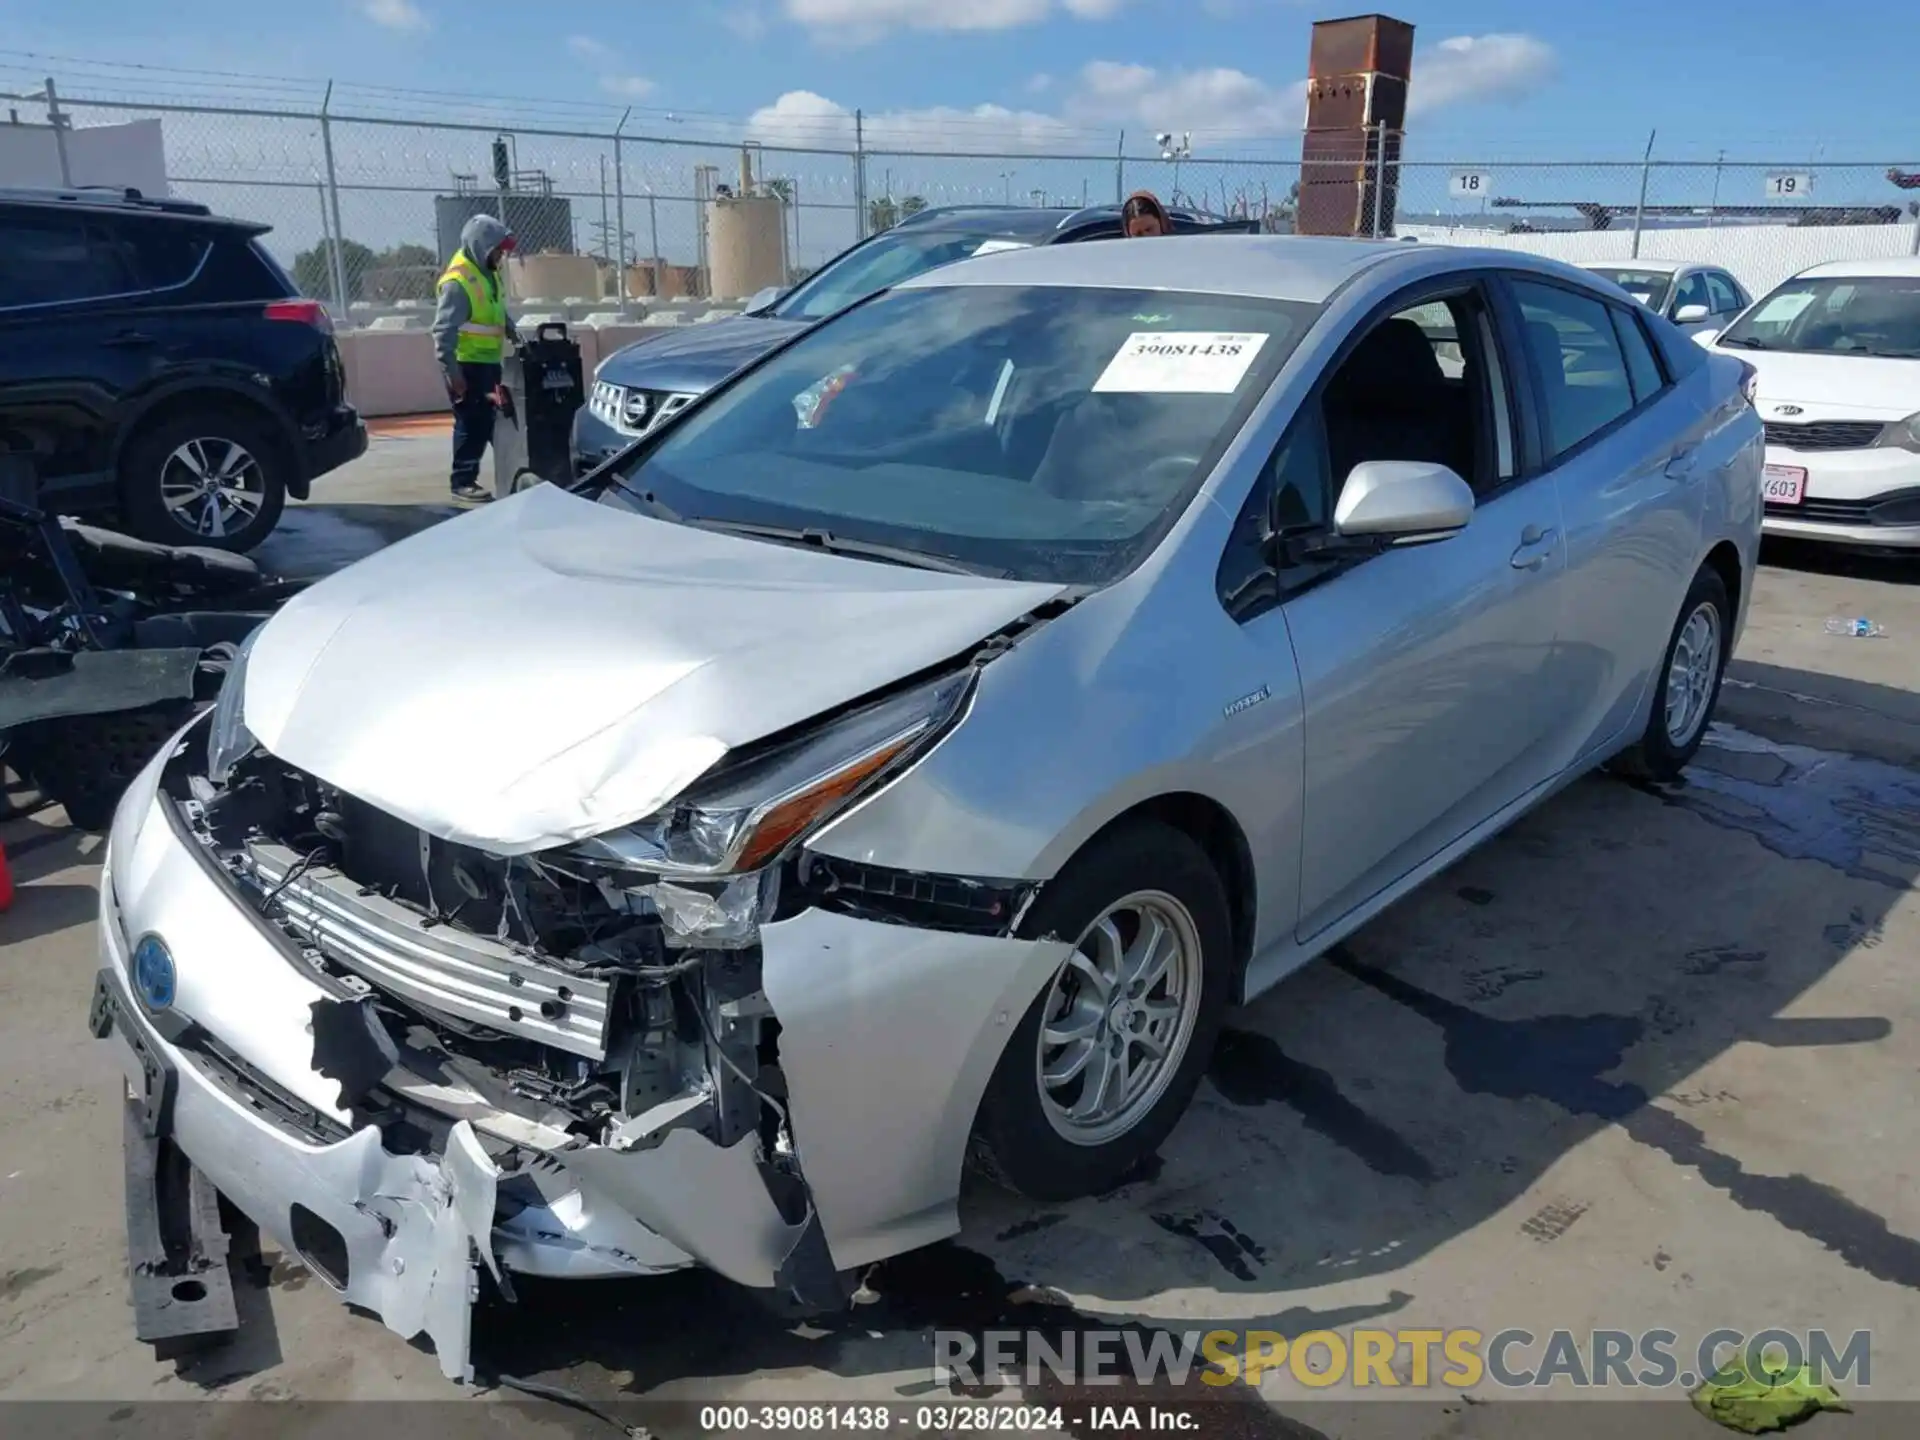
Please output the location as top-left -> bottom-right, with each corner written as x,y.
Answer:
1718,275 -> 1920,357
603,284 -> 1316,586
770,228 -> 1035,322
1586,268 -> 1674,311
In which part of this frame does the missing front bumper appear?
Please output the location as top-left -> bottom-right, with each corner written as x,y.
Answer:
98,750 -> 1077,1381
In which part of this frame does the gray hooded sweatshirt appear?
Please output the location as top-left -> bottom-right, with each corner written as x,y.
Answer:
431,213 -> 519,380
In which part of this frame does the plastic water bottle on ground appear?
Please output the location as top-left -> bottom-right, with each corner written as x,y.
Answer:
1823,617 -> 1886,638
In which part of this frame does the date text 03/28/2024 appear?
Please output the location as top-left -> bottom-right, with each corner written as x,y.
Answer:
698,1406 -> 1196,1433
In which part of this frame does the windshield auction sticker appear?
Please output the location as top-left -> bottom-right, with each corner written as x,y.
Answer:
1093,332 -> 1268,394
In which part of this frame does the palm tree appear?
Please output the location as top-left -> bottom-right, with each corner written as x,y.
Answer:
869,194 -> 928,232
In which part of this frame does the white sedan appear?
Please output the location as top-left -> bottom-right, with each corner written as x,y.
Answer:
1704,258 -> 1920,549
1580,260 -> 1751,337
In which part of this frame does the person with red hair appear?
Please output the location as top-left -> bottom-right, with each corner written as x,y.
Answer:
1121,191 -> 1173,237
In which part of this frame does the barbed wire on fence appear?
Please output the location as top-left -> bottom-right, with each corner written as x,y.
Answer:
5,52 -> 1917,318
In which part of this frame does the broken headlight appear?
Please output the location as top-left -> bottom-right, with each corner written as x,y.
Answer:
570,668 -> 974,879
206,626 -> 262,784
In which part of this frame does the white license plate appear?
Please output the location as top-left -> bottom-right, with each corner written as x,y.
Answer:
1762,464 -> 1807,505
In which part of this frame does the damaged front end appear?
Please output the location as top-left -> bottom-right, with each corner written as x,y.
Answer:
116,657 -> 1063,1381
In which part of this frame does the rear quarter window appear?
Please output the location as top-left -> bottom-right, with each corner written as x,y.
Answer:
177,233 -> 299,303
131,224 -> 213,290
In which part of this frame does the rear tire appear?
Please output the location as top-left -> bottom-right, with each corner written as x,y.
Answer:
1611,565 -> 1731,782
971,820 -> 1232,1202
120,409 -> 289,553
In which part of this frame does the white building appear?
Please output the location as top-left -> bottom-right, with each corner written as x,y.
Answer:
0,116 -> 170,196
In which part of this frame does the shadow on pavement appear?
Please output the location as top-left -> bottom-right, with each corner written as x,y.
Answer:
452,662 -> 1918,1419
254,501 -> 463,580
1759,536 -> 1919,587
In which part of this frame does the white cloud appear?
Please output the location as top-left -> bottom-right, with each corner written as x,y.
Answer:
747,89 -> 1079,153
1069,59 -> 1305,141
358,0 -> 428,30
600,75 -> 658,99
566,34 -> 615,62
1409,33 -> 1557,116
1065,33 -> 1556,141
721,2 -> 770,38
781,0 -> 1125,37
745,32 -> 1554,156
567,35 -> 656,102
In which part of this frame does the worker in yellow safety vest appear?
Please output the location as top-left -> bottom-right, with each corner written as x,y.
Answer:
431,214 -> 518,502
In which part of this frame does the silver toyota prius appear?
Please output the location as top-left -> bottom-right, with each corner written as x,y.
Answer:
91,236 -> 1762,1379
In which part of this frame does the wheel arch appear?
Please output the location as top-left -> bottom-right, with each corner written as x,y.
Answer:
1702,539 -> 1744,643
1050,790 -> 1259,1003
113,380 -> 301,487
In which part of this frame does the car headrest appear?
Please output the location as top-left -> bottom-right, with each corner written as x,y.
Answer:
1330,317 -> 1446,403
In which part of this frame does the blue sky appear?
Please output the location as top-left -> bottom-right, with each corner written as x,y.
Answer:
7,0 -> 1915,163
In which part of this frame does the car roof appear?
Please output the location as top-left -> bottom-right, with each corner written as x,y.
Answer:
0,185 -> 262,231
895,233 -> 1420,303
899,201 -> 1250,243
1577,259 -> 1712,275
1795,257 -> 1920,280
904,207 -> 1086,241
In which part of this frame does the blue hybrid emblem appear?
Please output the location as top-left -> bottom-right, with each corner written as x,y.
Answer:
133,935 -> 176,1012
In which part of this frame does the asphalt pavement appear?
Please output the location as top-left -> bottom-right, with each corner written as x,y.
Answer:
3,432 -> 1917,1438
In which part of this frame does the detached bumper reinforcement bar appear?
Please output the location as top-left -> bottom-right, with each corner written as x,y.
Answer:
122,1097 -> 240,1355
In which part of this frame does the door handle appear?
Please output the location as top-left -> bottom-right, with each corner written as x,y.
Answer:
103,331 -> 156,348
1665,447 -> 1700,481
1510,525 -> 1557,571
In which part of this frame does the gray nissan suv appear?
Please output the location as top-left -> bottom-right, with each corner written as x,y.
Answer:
572,201 -> 1259,474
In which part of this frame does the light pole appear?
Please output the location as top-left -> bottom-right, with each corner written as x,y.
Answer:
1155,131 -> 1192,205
3,81 -> 70,186
644,185 -> 661,303
1000,171 -> 1014,205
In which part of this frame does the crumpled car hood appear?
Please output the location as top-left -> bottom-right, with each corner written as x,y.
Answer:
241,483 -> 1063,853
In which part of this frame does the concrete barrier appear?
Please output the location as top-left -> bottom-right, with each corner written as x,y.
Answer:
337,322 -> 693,417
338,329 -> 447,418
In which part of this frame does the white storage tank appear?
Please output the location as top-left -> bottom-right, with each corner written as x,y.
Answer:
706,194 -> 787,301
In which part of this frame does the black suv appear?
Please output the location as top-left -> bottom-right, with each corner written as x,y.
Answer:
0,187 -> 366,552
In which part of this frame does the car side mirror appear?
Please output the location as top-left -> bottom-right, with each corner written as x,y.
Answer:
1333,461 -> 1475,546
1673,303 -> 1711,324
743,286 -> 783,316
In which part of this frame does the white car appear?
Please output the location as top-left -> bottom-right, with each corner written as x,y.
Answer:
1579,260 -> 1751,337
1703,258 -> 1920,549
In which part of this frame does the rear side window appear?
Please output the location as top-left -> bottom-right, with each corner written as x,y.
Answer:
1511,279 -> 1637,460
248,239 -> 301,297
1610,307 -> 1667,403
0,212 -> 139,309
131,225 -> 212,289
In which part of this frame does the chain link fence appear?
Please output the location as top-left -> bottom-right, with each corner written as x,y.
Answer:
6,61 -> 1917,327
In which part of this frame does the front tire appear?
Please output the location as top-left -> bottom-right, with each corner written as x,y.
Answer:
120,409 -> 289,552
972,820 -> 1232,1202
1611,565 -> 1731,782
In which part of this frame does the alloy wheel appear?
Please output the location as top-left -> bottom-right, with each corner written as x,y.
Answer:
1035,889 -> 1204,1147
1664,600 -> 1722,747
160,437 -> 268,540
